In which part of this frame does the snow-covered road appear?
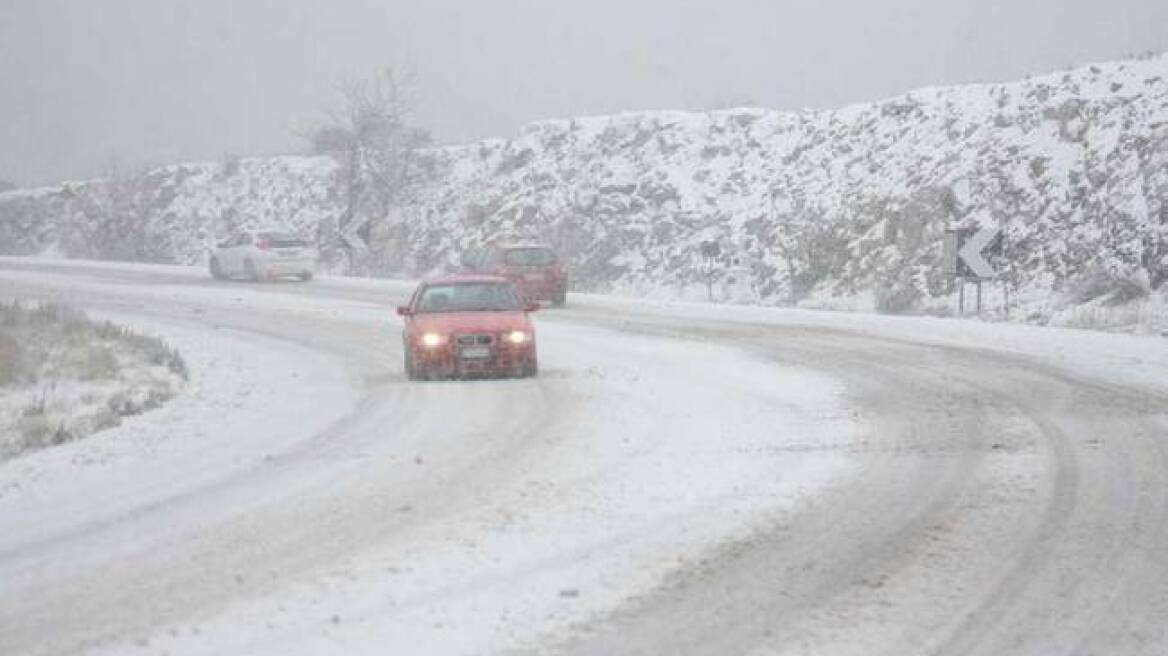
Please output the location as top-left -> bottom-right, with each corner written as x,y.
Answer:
1,258 -> 1167,656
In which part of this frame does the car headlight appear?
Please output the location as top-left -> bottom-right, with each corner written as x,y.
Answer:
505,330 -> 530,345
420,332 -> 447,348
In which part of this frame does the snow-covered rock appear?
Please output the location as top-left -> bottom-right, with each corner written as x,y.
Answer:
2,53 -> 1166,317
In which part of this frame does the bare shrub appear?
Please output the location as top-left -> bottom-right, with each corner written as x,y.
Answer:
81,346 -> 119,381
0,301 -> 188,460
1068,266 -> 1150,306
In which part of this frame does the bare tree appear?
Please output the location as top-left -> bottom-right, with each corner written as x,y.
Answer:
306,67 -> 432,275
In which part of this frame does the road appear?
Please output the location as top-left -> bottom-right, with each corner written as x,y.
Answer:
1,258 -> 1167,656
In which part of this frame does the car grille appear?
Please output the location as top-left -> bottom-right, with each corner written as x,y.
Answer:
456,334 -> 494,346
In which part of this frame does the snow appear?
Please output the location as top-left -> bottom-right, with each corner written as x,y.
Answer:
0,300 -> 190,460
2,259 -> 1168,654
0,358 -> 184,462
0,310 -> 360,566
0,261 -> 856,655
0,185 -> 59,202
94,320 -> 857,656
566,290 -> 1168,397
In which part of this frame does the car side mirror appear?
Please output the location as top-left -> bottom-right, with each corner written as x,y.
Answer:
396,306 -> 413,317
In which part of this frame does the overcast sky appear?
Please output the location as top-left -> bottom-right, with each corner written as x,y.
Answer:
1,0 -> 1166,186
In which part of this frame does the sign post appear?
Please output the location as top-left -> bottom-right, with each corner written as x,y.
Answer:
958,274 -> 966,315
699,240 -> 720,301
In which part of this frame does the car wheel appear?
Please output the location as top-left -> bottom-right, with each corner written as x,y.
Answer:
244,259 -> 260,282
552,291 -> 566,308
299,271 -> 314,282
522,359 -> 539,378
209,257 -> 225,280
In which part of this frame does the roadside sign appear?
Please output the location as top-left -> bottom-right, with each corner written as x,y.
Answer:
340,215 -> 369,251
946,226 -> 999,279
947,225 -> 1003,316
957,227 -> 1000,279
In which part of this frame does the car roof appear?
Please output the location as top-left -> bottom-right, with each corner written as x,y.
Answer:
497,242 -> 555,251
423,274 -> 512,285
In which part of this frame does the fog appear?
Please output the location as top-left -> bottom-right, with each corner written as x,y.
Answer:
1,0 -> 1165,186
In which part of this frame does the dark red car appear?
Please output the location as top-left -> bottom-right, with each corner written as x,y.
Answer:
463,243 -> 568,307
397,275 -> 539,380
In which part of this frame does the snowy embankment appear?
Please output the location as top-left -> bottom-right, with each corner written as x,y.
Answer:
0,301 -> 187,460
2,53 -> 1166,321
0,298 -> 360,561
562,290 -> 1168,398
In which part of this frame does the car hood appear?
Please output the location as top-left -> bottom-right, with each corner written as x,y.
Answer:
411,311 -> 532,334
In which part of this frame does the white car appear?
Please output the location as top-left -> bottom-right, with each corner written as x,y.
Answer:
209,227 -> 316,282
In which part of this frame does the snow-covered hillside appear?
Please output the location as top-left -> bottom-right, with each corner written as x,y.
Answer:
2,53 -> 1166,318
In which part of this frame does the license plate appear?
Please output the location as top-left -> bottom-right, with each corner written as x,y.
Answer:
524,273 -> 544,281
460,346 -> 491,360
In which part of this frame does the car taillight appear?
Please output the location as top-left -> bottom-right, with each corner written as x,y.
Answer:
256,239 -> 272,251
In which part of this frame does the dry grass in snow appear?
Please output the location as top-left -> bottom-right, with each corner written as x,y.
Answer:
0,301 -> 187,460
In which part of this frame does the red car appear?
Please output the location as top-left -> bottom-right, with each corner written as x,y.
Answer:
462,243 -> 568,307
397,275 -> 539,380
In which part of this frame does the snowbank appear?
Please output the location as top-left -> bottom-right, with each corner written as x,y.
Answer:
0,302 -> 187,460
0,309 -> 359,558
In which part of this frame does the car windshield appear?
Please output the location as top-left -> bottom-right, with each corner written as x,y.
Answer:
416,282 -> 521,313
257,231 -> 307,248
504,248 -> 556,266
